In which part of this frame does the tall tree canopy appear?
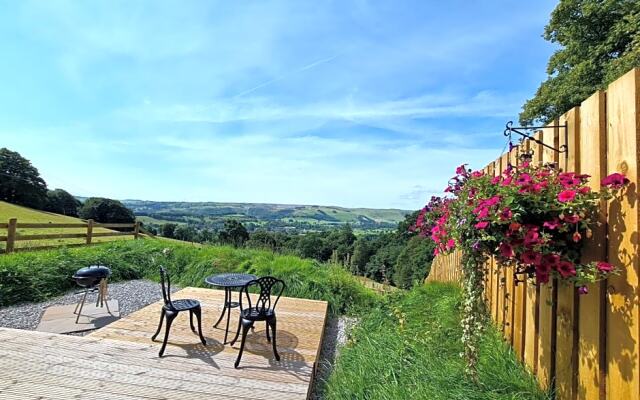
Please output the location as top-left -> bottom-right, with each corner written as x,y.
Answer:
44,189 -> 81,216
78,197 -> 136,223
0,148 -> 48,209
520,0 -> 640,125
218,219 -> 250,247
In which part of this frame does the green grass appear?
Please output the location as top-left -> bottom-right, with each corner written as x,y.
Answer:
0,239 -> 379,314
324,282 -> 549,400
0,201 -> 131,249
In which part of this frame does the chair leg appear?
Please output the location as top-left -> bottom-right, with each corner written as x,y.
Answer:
189,310 -> 196,332
230,313 -> 243,346
151,308 -> 166,341
269,318 -> 280,361
158,310 -> 177,357
234,319 -> 253,368
265,321 -> 271,342
193,307 -> 207,346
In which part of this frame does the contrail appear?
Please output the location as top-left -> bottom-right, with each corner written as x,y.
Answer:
233,54 -> 340,98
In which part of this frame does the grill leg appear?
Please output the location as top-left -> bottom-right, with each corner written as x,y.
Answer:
75,289 -> 89,324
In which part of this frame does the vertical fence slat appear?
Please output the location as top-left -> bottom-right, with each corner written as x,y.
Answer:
537,121 -> 560,391
578,90 -> 607,400
605,68 -> 640,400
556,107 -> 581,400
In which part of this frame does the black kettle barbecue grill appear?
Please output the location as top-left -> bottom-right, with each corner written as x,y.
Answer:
73,265 -> 112,323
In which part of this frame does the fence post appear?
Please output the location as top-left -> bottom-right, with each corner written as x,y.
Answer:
86,219 -> 94,244
134,221 -> 140,239
6,218 -> 17,254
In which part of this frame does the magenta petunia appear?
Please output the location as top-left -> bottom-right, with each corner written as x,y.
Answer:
558,190 -> 577,203
520,250 -> 542,265
596,261 -> 615,272
474,221 -> 489,229
601,173 -> 630,189
543,219 -> 560,230
499,242 -> 513,258
556,260 -> 576,278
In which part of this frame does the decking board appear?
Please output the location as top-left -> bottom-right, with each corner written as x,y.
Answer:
0,287 -> 328,400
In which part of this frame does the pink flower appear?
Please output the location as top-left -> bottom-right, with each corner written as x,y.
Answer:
499,208 -> 513,220
456,164 -> 468,176
558,190 -> 577,203
543,219 -> 560,230
491,176 -> 502,185
601,173 -> 630,189
572,232 -> 582,242
516,173 -> 532,186
500,176 -> 513,186
499,242 -> 513,258
475,221 -> 489,229
596,261 -> 614,272
556,260 -> 576,278
524,228 -> 540,246
578,186 -> 591,194
542,254 -> 560,269
471,171 -> 484,178
521,250 -> 542,265
578,286 -> 588,295
564,214 -> 580,223
508,222 -> 521,232
446,239 -> 456,250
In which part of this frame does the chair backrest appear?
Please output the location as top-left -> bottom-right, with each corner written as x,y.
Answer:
159,266 -> 174,309
242,276 -> 285,315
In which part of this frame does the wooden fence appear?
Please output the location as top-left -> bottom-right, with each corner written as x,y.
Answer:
0,219 -> 142,254
426,68 -> 640,400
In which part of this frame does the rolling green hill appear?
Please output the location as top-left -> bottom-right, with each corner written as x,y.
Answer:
122,200 -> 410,233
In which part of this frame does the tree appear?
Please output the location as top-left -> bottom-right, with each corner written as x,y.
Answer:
44,189 -> 81,216
352,237 -> 375,275
174,225 -> 197,242
160,223 -> 177,238
393,236 -> 434,289
520,0 -> 640,125
218,219 -> 249,247
78,197 -> 135,223
0,148 -> 48,209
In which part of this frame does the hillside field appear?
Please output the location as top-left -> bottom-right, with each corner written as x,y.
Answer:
0,201 -> 133,251
122,200 -> 410,233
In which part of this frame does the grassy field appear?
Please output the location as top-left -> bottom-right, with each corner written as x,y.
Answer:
0,239 -> 379,313
325,282 -> 549,400
0,201 -> 133,251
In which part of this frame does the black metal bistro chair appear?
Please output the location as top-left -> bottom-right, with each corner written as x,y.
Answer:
230,276 -> 285,368
151,267 -> 207,357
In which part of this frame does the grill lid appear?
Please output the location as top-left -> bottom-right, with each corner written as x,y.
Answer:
73,265 -> 111,279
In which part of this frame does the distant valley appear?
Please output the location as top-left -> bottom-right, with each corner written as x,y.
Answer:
120,200 -> 411,233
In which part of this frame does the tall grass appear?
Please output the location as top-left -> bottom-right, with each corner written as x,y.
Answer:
0,239 -> 379,314
324,282 -> 549,400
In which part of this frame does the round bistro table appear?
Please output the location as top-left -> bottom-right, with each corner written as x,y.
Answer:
204,272 -> 257,344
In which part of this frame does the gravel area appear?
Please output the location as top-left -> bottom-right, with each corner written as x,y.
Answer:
310,315 -> 359,400
0,279 -> 177,331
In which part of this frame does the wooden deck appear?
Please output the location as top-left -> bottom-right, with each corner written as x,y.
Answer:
0,287 -> 328,399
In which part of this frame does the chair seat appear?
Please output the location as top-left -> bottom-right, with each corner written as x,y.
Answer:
165,299 -> 200,311
241,307 -> 275,321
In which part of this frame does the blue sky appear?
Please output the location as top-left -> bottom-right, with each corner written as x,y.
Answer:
0,0 -> 557,209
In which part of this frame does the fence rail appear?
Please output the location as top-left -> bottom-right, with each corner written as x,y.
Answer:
0,218 -> 142,254
426,68 -> 640,400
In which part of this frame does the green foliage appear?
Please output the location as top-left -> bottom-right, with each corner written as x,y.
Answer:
218,219 -> 250,247
0,148 -> 48,209
44,189 -> 81,217
160,223 -> 177,238
78,197 -> 135,223
325,283 -> 548,400
521,0 -> 640,124
392,236 -> 434,289
0,239 -> 379,314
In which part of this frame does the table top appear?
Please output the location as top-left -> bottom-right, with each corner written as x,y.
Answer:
204,273 -> 257,288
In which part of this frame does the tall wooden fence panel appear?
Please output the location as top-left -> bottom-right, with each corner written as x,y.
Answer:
425,68 -> 640,400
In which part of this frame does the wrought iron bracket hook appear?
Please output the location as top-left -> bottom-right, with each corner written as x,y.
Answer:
503,121 -> 569,159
